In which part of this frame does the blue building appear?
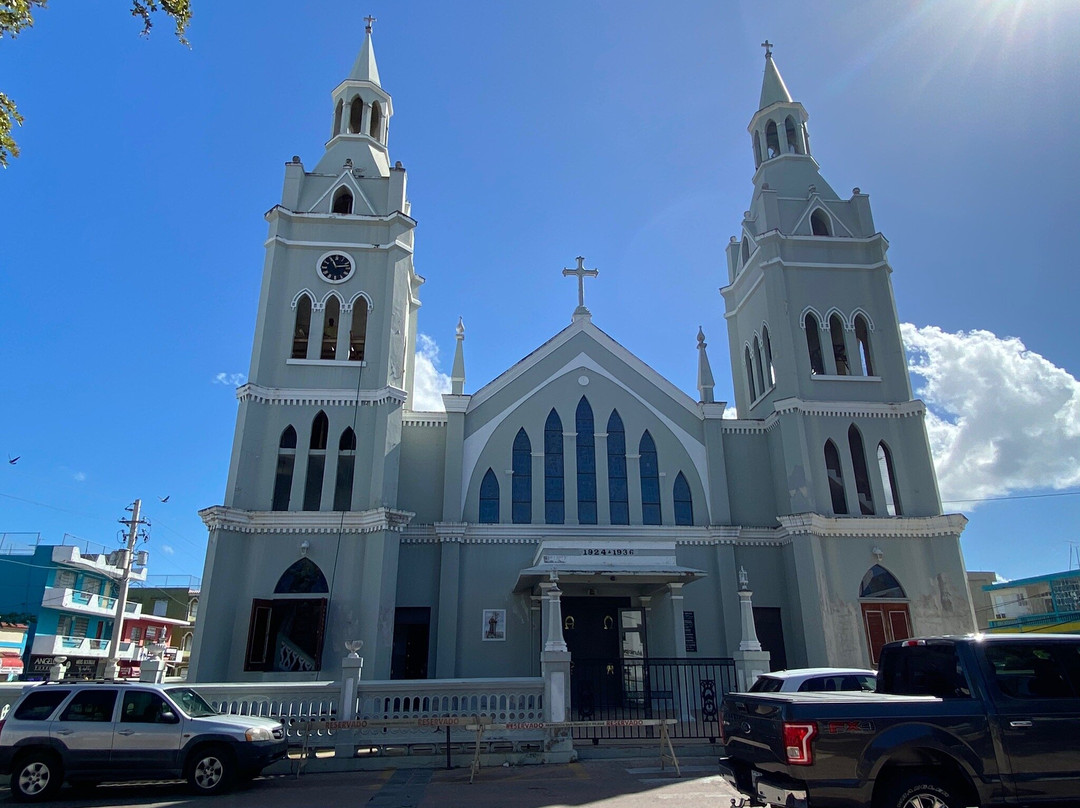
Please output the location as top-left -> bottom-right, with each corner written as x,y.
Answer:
0,538 -> 148,678
985,569 -> 1080,634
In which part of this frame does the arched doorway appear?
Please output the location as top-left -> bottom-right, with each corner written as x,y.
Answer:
859,564 -> 911,665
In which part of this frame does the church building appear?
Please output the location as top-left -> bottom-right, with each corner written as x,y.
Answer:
189,29 -> 976,685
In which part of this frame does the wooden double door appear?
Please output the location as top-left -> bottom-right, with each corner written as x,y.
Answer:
861,601 -> 911,665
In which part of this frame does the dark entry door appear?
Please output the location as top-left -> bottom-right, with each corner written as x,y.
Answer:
563,597 -> 629,718
390,607 -> 431,679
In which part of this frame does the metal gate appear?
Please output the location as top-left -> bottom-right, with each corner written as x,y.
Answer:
569,657 -> 736,741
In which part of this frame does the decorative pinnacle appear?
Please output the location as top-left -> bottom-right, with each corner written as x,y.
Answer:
697,326 -> 706,346
761,39 -> 773,58
456,316 -> 465,340
364,15 -> 376,34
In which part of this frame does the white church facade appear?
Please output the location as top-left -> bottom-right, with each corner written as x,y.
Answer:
188,30 -> 976,686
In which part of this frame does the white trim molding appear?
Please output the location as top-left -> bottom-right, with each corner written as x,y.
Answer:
778,512 -> 968,539
199,506 -> 415,535
237,383 -> 407,407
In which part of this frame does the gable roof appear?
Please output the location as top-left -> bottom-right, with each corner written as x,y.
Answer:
467,314 -> 703,418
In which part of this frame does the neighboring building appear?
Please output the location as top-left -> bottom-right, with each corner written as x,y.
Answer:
127,578 -> 200,678
983,569 -> 1080,634
0,537 -> 181,679
0,621 -> 28,681
967,571 -> 998,631
190,34 -> 975,684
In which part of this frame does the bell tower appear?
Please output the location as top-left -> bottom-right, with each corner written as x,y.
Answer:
191,21 -> 419,681
722,44 -> 941,520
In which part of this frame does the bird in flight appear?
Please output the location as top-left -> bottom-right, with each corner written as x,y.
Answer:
159,495 -> 170,503
8,455 -> 19,465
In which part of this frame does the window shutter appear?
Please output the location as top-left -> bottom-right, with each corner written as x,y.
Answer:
245,599 -> 274,670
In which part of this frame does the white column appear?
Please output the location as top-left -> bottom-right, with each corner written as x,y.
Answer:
732,568 -> 771,690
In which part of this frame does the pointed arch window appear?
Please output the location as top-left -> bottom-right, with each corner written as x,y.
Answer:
848,425 -> 875,515
544,410 -> 564,524
673,472 -> 693,526
321,296 -> 340,360
877,442 -> 902,516
607,410 -> 628,525
860,565 -> 906,599
640,431 -> 661,525
752,132 -> 762,168
744,346 -> 757,402
762,325 -> 775,386
333,428 -> 356,511
576,398 -> 597,525
765,120 -> 781,159
349,300 -> 368,362
369,101 -> 382,139
333,100 -> 344,137
512,428 -> 532,524
479,468 -> 499,524
824,439 -> 848,515
275,558 -> 329,594
784,115 -> 803,154
811,209 -> 832,236
805,313 -> 824,375
292,295 -> 312,359
271,426 -> 297,511
855,315 -> 874,376
303,412 -> 329,511
740,238 -> 750,266
349,96 -> 363,134
332,186 -> 353,214
830,314 -> 849,375
753,336 -> 766,394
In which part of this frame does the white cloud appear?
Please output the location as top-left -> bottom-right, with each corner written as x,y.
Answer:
411,333 -> 452,412
902,324 -> 1080,506
213,372 -> 247,386
73,471 -> 86,482
160,544 -> 175,556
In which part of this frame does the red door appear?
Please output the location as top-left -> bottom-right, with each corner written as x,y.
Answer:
861,602 -> 912,665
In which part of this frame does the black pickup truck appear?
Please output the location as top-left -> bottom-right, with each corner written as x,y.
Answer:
719,634 -> 1080,808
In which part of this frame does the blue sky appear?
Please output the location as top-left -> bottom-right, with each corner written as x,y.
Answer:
2,0 -> 1079,584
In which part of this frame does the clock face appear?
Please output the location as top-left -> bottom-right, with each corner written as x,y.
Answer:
319,253 -> 352,282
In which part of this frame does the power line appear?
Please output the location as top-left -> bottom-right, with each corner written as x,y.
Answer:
942,490 -> 1080,506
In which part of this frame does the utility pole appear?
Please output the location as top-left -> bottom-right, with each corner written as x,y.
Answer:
102,499 -> 148,680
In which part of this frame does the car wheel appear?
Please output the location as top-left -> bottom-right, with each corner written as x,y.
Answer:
187,744 -> 234,796
11,751 -> 63,803
879,773 -> 964,808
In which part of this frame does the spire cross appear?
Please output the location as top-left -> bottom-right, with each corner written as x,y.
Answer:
562,256 -> 598,312
761,39 -> 773,58
364,15 -> 377,33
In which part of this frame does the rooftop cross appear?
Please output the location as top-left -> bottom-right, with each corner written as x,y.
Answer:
761,39 -> 773,58
364,15 -> 377,33
562,256 -> 598,315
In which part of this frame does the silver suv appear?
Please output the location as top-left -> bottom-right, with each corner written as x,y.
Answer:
0,682 -> 287,801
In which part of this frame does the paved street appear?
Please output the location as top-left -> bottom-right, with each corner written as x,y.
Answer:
1,753 -> 744,808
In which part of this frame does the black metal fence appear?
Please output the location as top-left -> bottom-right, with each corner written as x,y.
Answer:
569,657 -> 737,741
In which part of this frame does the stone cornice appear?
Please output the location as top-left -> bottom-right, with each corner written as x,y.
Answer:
199,506 -> 415,535
777,512 -> 968,539
771,397 -> 924,419
237,383 -> 407,407
266,205 -> 417,229
720,397 -> 925,434
402,412 -> 448,427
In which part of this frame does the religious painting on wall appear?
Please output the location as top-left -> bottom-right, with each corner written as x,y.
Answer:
482,609 -> 506,641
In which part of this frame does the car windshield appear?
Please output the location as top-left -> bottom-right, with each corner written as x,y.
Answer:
164,687 -> 219,717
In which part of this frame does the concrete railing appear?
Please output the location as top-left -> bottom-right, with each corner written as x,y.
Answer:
355,677 -> 544,723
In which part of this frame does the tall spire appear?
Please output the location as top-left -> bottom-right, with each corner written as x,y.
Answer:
696,327 -> 715,404
451,318 -> 466,395
758,40 -> 792,110
349,16 -> 382,85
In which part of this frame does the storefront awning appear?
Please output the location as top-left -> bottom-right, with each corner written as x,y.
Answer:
1,651 -> 25,672
514,539 -> 705,592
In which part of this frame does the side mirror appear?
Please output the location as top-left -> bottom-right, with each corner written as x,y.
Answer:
159,710 -> 179,724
